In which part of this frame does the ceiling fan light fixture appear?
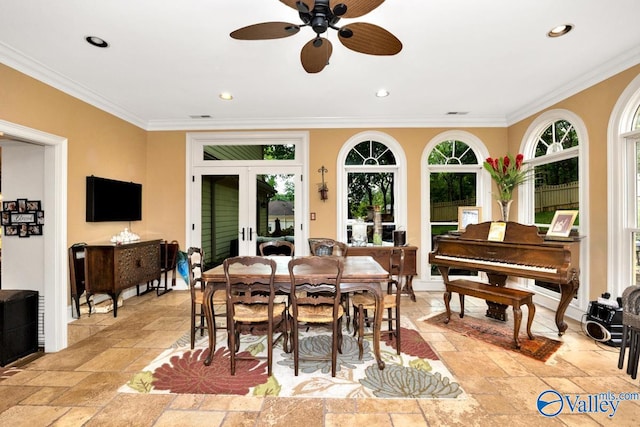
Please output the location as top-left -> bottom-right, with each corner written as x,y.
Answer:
85,36 -> 108,48
311,14 -> 328,34
547,24 -> 573,38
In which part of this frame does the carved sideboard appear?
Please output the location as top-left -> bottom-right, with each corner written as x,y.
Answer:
84,239 -> 161,317
347,245 -> 418,301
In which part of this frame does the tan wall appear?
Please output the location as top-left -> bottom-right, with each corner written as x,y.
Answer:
508,63 -> 640,300
145,131 -> 187,247
4,61 -> 640,301
0,64 -> 149,246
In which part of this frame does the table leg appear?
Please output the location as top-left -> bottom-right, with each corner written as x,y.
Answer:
373,283 -> 385,370
403,275 -> 416,302
203,284 -> 215,366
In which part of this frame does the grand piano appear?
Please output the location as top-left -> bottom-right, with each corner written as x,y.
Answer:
429,221 -> 580,335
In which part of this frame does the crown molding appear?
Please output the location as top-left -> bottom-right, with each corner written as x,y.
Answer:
506,45 -> 640,126
146,115 -> 508,131
0,42 -> 147,129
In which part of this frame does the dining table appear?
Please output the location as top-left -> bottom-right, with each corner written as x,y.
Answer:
201,255 -> 389,370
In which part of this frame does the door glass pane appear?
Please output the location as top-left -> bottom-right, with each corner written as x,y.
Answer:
256,173 -> 296,255
202,175 -> 239,268
203,144 -> 295,161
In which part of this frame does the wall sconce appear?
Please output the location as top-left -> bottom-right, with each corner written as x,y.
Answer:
318,165 -> 329,201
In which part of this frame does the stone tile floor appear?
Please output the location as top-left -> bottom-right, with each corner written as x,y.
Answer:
1,290 -> 638,426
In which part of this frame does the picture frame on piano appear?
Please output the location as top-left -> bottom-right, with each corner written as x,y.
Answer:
458,206 -> 482,231
546,210 -> 579,238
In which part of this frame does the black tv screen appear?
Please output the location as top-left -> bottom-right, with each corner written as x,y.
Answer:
86,176 -> 142,222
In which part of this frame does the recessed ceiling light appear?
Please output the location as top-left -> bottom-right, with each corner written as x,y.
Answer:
376,89 -> 389,98
219,92 -> 233,101
547,24 -> 573,38
85,36 -> 109,48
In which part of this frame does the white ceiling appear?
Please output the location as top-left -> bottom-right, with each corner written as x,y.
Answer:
2,0 -> 640,131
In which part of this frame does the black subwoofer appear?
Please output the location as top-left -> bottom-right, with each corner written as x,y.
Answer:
583,301 -> 624,347
0,290 -> 39,366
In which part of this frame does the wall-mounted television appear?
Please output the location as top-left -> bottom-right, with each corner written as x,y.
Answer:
86,176 -> 142,222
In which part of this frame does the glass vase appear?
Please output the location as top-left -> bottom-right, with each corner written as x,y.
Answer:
498,199 -> 512,222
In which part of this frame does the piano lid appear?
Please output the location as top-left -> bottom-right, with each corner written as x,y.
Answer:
459,221 -> 544,244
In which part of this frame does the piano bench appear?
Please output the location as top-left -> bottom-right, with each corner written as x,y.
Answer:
443,279 -> 536,349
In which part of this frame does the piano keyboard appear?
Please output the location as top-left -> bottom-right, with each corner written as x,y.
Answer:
433,254 -> 557,274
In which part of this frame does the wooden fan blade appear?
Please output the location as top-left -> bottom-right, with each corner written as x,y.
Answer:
230,22 -> 300,40
301,38 -> 333,73
280,0 -> 315,13
331,0 -> 384,18
338,22 -> 402,55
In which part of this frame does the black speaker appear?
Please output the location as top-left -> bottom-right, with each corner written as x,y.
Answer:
583,301 -> 624,347
0,290 -> 39,366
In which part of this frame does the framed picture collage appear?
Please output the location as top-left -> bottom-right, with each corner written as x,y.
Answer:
1,198 -> 45,238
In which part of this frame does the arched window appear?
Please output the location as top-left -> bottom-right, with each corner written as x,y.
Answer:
609,74 -> 640,299
520,111 -> 588,311
337,131 -> 406,244
422,131 -> 489,282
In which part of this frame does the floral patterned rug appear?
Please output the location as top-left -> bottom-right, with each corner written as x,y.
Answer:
119,318 -> 464,399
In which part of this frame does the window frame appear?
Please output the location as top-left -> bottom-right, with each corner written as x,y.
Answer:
609,73 -> 640,300
519,110 -> 589,313
336,131 -> 407,244
421,130 -> 491,285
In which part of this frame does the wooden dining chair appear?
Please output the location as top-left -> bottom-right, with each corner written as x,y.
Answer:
352,247 -> 405,359
618,285 -> 640,379
259,240 -> 295,257
224,256 -> 288,375
309,239 -> 351,328
309,239 -> 348,257
187,247 -> 225,350
288,256 -> 344,377
157,240 -> 180,295
68,243 -> 91,318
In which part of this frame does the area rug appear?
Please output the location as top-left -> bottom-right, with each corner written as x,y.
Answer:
119,318 -> 465,399
422,312 -> 562,362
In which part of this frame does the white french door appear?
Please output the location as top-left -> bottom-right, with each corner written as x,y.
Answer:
190,166 -> 302,263
186,131 -> 309,267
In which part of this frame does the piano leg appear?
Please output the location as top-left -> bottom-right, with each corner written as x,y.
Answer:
556,279 -> 579,335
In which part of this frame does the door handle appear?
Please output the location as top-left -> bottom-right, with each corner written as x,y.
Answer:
249,227 -> 253,240
241,228 -> 245,241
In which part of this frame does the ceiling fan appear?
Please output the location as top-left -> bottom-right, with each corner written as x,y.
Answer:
230,0 -> 403,73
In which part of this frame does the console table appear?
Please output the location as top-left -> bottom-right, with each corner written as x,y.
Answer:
347,245 -> 418,301
84,239 -> 161,317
